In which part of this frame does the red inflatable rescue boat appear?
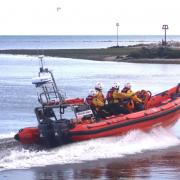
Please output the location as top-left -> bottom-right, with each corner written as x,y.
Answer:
14,58 -> 180,147
14,84 -> 180,146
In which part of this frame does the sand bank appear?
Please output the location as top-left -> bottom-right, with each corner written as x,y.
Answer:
0,47 -> 180,64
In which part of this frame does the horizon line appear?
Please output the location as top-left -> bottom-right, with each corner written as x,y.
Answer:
0,34 -> 180,36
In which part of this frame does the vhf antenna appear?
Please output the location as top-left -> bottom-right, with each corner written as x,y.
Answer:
38,55 -> 45,73
38,55 -> 44,69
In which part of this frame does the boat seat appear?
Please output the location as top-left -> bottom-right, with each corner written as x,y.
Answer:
161,98 -> 172,105
172,93 -> 180,100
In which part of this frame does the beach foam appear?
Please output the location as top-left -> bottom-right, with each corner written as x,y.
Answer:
0,127 -> 179,171
0,132 -> 16,139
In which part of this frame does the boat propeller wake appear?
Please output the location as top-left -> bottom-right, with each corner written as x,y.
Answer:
0,127 -> 180,171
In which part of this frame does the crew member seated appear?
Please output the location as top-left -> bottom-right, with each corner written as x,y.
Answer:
86,89 -> 110,120
94,82 -> 106,104
106,82 -> 122,115
106,82 -> 130,114
95,82 -> 113,116
121,83 -> 144,111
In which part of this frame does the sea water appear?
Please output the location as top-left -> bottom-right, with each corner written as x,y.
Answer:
1,35 -> 180,49
0,54 -> 180,170
0,36 -> 180,179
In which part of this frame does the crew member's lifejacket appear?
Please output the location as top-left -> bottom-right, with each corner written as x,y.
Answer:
122,98 -> 134,112
136,90 -> 152,109
121,87 -> 131,93
85,95 -> 94,106
122,88 -> 142,104
106,88 -> 115,103
86,94 -> 108,119
96,90 -> 105,103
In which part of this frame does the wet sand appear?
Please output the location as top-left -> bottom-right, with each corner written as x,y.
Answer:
1,144 -> 180,179
33,145 -> 180,179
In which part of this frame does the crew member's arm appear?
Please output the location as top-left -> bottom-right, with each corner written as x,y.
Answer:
92,98 -> 105,107
127,90 -> 142,103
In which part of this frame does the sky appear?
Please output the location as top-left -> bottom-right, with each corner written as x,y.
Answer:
0,0 -> 180,35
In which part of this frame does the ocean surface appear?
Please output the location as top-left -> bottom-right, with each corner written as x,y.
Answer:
0,36 -> 180,179
1,35 -> 180,50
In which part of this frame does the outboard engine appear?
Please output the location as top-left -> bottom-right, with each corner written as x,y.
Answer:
38,122 -> 56,147
35,107 -> 71,147
53,119 -> 72,145
35,107 -> 57,147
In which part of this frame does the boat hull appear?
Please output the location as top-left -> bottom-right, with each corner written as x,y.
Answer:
69,102 -> 180,142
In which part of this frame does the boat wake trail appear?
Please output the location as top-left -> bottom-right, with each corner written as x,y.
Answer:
0,138 -> 19,151
0,127 -> 180,171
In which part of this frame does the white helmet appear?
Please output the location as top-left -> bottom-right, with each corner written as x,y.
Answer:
89,89 -> 96,96
124,83 -> 131,89
112,82 -> 120,90
95,82 -> 103,91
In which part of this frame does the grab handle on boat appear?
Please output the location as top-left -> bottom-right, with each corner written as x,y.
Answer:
60,106 -> 65,114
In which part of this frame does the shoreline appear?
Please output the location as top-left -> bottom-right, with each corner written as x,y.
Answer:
0,47 -> 180,64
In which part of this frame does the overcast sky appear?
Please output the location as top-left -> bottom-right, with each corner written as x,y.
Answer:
0,0 -> 180,35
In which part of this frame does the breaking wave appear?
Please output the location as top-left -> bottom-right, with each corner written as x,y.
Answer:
0,132 -> 16,139
0,127 -> 179,171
